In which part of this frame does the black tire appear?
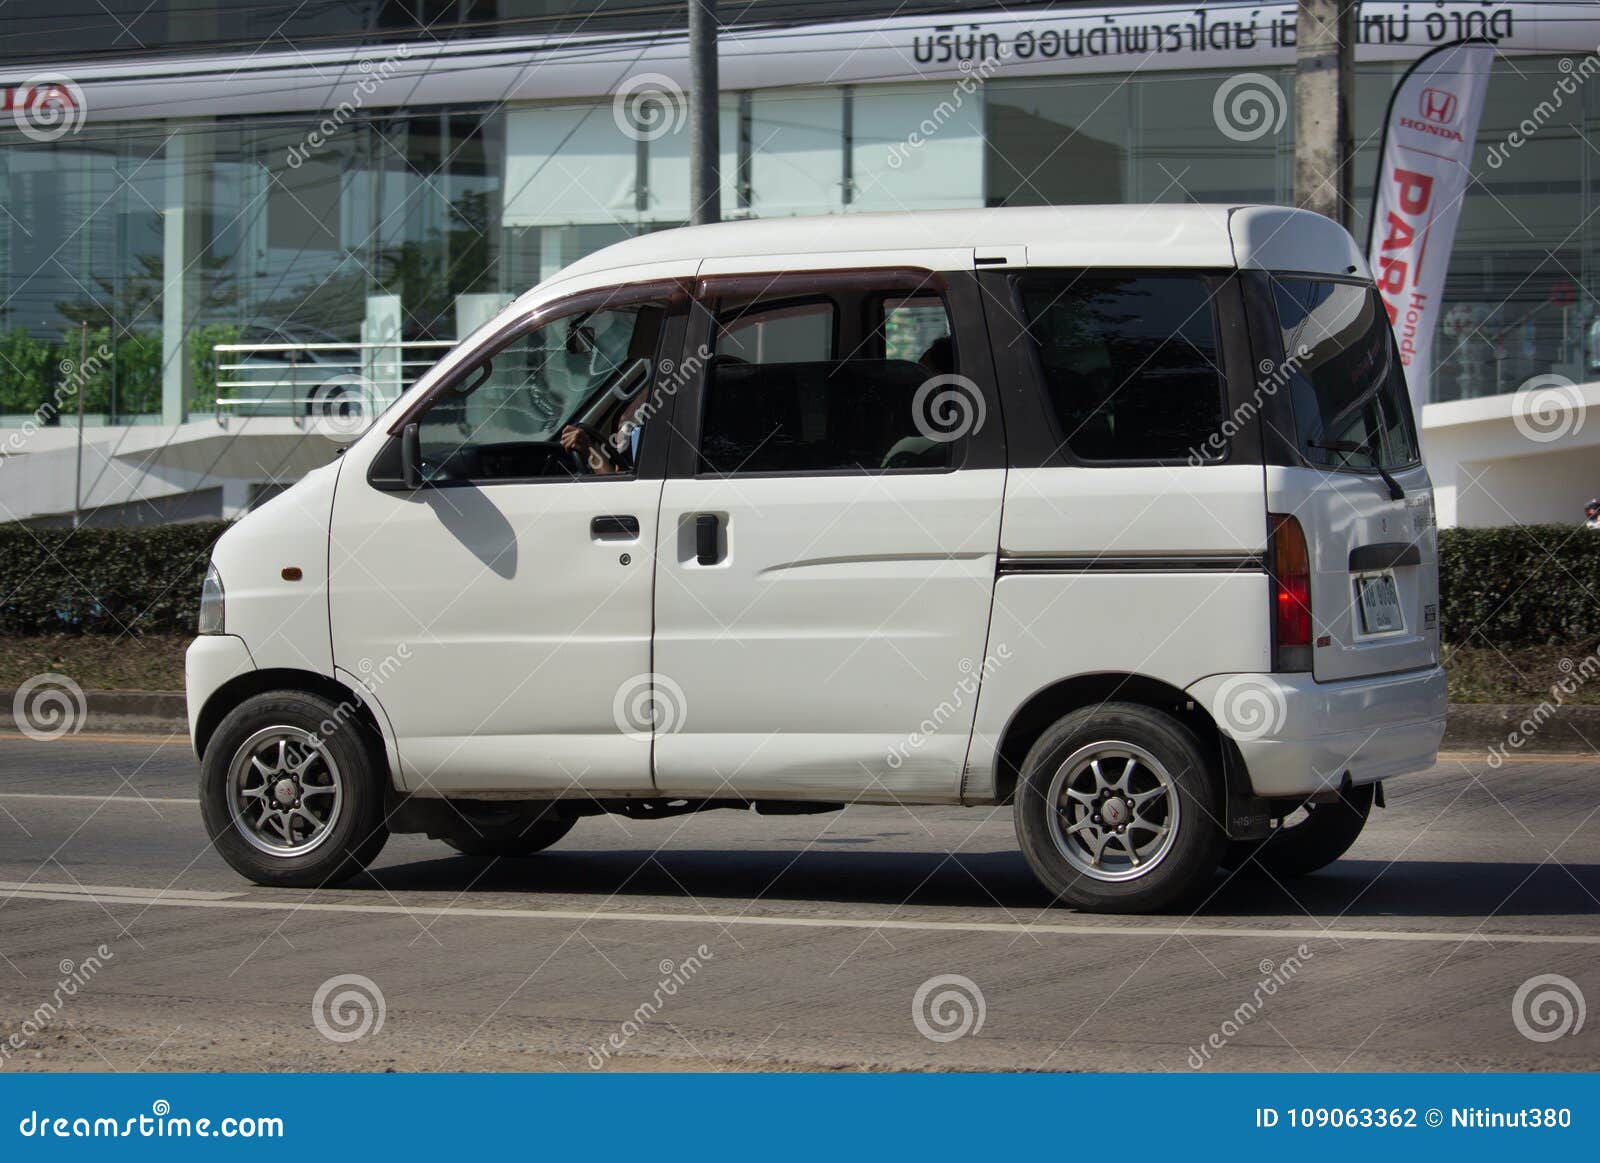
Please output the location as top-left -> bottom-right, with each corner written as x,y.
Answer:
1014,702 -> 1225,913
200,690 -> 389,888
439,808 -> 575,858
1221,783 -> 1374,879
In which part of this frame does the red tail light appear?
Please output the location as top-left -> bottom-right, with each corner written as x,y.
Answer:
1270,513 -> 1312,671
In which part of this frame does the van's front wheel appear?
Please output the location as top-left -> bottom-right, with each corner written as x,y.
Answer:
200,691 -> 389,887
1014,704 -> 1224,913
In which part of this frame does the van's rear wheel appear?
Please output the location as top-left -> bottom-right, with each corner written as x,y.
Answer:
1014,703 -> 1224,913
1221,783 -> 1374,879
200,691 -> 388,888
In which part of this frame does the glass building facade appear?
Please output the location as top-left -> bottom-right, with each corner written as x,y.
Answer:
0,3 -> 1593,429
986,53 -> 1596,404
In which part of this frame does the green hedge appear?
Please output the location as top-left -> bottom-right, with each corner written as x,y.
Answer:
0,522 -> 228,636
1439,525 -> 1600,647
0,520 -> 1590,647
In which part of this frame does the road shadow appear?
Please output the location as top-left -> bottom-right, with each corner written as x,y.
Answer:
363,848 -> 1600,920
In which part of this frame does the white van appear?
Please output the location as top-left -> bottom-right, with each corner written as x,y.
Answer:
187,205 -> 1446,913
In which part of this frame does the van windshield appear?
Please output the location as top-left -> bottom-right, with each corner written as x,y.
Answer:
1270,277 -> 1419,471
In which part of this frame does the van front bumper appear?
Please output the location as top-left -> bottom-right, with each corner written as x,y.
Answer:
185,634 -> 255,753
1186,665 -> 1447,798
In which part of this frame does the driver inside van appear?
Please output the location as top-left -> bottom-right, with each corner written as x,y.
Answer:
555,310 -> 647,475
558,394 -> 647,475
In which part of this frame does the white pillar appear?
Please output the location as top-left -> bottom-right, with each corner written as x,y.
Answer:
161,125 -> 207,426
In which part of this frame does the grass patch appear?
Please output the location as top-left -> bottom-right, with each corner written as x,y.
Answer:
0,634 -> 189,692
1443,641 -> 1600,705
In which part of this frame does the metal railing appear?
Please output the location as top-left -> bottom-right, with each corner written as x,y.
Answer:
212,340 -> 455,425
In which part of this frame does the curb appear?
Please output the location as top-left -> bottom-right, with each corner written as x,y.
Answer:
3,688 -> 187,736
2,691 -> 1597,760
1440,703 -> 1600,756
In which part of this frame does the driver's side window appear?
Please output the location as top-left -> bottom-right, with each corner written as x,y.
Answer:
412,300 -> 668,484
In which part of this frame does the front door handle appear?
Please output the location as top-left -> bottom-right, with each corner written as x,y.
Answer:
591,514 -> 639,541
695,513 -> 720,565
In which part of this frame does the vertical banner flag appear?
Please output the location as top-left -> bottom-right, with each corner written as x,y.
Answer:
1368,39 -> 1494,431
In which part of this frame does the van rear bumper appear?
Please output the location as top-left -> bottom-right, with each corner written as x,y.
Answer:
1186,665 -> 1447,798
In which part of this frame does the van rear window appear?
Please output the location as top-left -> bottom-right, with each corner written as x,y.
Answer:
1016,273 -> 1227,462
1269,278 -> 1419,471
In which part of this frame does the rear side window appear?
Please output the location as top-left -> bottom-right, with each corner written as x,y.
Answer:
880,295 -> 953,369
698,285 -> 958,475
717,299 -> 835,364
1270,277 -> 1419,471
1016,273 -> 1227,462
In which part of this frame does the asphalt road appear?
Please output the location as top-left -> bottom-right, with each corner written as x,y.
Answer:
0,731 -> 1596,1073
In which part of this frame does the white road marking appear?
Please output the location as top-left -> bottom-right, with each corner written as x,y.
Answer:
3,882 -> 1598,946
0,792 -> 198,805
0,880 -> 240,901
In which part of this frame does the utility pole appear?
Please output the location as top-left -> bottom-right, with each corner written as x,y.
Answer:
688,0 -> 721,225
1292,0 -> 1356,227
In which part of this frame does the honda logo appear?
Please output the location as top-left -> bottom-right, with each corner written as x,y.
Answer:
1419,87 -> 1459,125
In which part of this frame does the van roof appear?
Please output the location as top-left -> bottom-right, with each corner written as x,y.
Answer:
544,204 -> 1368,288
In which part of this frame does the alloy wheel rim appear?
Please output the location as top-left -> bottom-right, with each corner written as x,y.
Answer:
227,725 -> 344,858
1046,741 -> 1181,883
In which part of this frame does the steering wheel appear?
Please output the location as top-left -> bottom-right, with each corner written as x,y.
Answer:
566,423 -> 623,474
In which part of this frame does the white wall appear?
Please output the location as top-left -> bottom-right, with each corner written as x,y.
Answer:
1423,379 -> 1600,528
0,419 -> 343,525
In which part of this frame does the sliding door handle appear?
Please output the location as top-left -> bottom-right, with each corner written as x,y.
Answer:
591,514 -> 640,541
695,513 -> 720,565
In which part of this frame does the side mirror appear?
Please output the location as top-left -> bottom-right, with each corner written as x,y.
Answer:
401,422 -> 422,490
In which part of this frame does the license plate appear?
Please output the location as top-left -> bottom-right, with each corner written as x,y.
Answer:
1356,572 -> 1404,634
